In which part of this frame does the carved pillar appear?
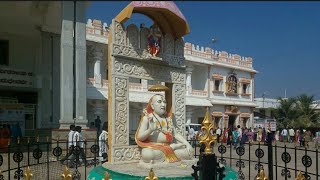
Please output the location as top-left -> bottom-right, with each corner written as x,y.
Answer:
240,117 -> 244,128
186,66 -> 193,95
93,45 -> 103,87
172,84 -> 186,136
59,2 -> 74,128
141,79 -> 148,91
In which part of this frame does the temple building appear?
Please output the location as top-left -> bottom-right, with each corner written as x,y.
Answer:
0,2 -> 258,136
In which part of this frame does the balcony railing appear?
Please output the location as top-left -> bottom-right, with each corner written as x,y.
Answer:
129,82 -> 144,91
191,89 -> 208,97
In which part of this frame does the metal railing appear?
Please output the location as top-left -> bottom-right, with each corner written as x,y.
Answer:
0,137 -> 105,180
188,138 -> 320,180
1,137 -> 318,180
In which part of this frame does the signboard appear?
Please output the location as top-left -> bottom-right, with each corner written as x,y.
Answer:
254,118 -> 277,131
0,67 -> 34,88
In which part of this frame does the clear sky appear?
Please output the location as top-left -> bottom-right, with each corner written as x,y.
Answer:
86,1 -> 320,100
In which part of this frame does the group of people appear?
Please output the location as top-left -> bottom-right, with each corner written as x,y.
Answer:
276,128 -> 320,148
215,125 -> 272,148
61,122 -> 109,168
187,124 -> 320,149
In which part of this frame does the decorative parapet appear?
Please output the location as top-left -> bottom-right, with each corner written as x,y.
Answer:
86,19 -> 108,43
184,42 -> 253,68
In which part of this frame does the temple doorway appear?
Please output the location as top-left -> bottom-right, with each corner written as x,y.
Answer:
228,115 -> 237,130
243,118 -> 249,128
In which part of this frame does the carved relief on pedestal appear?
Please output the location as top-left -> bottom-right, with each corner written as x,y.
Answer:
114,77 -> 128,145
113,145 -> 141,162
173,84 -> 186,136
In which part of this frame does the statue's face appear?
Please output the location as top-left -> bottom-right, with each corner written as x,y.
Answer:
151,95 -> 167,116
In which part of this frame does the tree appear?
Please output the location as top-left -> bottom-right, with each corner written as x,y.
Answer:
295,94 -> 320,128
275,97 -> 298,128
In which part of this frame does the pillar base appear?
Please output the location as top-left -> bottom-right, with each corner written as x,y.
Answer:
59,119 -> 88,129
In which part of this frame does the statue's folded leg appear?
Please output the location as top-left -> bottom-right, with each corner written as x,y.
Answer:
141,148 -> 165,163
174,148 -> 193,160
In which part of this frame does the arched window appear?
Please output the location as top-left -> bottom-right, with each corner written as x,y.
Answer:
226,73 -> 238,94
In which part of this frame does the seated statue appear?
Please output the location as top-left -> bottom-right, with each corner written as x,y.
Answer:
135,94 -> 193,163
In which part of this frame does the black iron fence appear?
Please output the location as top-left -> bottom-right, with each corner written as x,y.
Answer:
0,137 -> 105,180
0,137 -> 319,180
188,139 -> 320,180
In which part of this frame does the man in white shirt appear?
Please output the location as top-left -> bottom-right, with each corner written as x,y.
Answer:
281,128 -> 288,142
237,125 -> 243,141
99,123 -> 108,162
68,126 -> 86,166
216,127 -> 221,143
188,127 -> 195,147
60,125 -> 75,164
289,128 -> 295,143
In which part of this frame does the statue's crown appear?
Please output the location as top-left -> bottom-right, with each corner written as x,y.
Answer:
148,84 -> 169,92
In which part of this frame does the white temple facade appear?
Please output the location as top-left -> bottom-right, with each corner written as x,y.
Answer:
0,2 -> 258,137
85,19 -> 258,134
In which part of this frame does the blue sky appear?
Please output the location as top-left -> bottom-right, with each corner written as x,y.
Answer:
86,1 -> 320,100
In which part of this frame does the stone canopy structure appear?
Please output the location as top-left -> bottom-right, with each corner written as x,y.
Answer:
107,1 -> 190,163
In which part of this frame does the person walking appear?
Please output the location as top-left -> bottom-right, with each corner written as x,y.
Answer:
95,116 -> 102,138
99,123 -> 108,163
257,127 -> 262,142
232,127 -> 239,149
61,125 -> 75,164
304,130 -> 311,148
70,126 -> 87,166
289,127 -> 295,143
247,128 -> 254,144
188,126 -> 195,147
216,127 -> 221,143
281,128 -> 288,143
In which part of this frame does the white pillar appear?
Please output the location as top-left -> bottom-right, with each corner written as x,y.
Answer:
141,79 -> 148,91
75,1 -> 88,127
186,66 -> 194,95
59,2 -> 74,128
93,45 -> 103,87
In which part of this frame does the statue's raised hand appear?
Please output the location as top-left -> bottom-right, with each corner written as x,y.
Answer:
148,118 -> 157,132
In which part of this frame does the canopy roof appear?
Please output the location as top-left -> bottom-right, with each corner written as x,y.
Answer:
115,1 -> 190,38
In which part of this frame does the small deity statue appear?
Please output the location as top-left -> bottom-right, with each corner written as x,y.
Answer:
147,24 -> 162,57
227,76 -> 237,93
135,94 -> 193,163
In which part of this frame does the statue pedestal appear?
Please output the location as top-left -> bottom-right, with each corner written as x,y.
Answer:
137,159 -> 198,169
87,160 -> 198,180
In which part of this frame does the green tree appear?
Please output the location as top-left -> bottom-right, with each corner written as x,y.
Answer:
295,94 -> 320,128
275,97 -> 298,128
